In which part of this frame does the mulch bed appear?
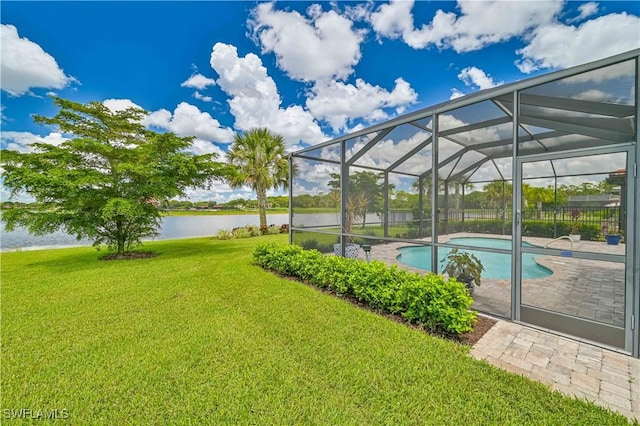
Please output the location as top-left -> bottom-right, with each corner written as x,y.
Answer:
456,314 -> 497,346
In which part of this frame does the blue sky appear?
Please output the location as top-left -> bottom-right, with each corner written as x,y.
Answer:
1,1 -> 639,202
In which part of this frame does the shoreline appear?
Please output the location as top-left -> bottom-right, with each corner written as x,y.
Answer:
1,212 -> 295,253
1,234 -> 222,253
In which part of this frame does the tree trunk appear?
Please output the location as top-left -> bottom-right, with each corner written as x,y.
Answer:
116,221 -> 125,255
257,187 -> 268,229
344,216 -> 352,236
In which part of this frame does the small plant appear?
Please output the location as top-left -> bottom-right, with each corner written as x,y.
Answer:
267,225 -> 281,235
441,248 -> 485,292
301,238 -> 320,250
605,229 -> 623,245
232,227 -> 252,239
570,209 -> 580,235
245,226 -> 262,237
607,228 -> 623,237
216,229 -> 233,240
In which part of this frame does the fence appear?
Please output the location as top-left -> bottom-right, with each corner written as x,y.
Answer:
386,206 -> 622,237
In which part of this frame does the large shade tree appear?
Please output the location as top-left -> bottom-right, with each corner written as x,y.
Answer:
227,128 -> 288,229
1,97 -> 235,257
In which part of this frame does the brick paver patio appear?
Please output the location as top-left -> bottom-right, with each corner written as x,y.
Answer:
471,319 -> 639,421
367,233 -> 637,420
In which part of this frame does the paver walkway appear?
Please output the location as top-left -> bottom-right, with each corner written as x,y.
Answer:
471,319 -> 640,421
366,233 -> 638,420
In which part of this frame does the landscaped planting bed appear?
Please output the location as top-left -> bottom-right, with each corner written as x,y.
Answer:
254,242 -> 477,335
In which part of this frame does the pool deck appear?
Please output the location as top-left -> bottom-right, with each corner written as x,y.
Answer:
367,233 -> 637,420
471,318 -> 639,421
370,233 -> 626,326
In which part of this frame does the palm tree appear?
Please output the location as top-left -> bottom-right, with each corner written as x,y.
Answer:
227,128 -> 288,229
450,179 -> 474,210
344,192 -> 369,237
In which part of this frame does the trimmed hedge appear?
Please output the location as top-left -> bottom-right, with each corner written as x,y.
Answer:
441,220 -> 600,241
253,243 -> 477,335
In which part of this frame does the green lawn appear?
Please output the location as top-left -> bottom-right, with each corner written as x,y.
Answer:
1,235 -> 630,424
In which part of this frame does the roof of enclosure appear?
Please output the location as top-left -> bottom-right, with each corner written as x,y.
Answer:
293,49 -> 639,184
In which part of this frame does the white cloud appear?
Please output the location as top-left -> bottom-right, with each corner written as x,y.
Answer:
367,0 -> 638,77
103,98 -> 144,112
210,42 -> 327,147
1,24 -> 76,96
568,2 -> 599,24
369,0 -> 562,52
438,113 -> 503,157
458,66 -> 502,90
189,138 -> 227,159
193,91 -> 213,102
306,77 -> 417,132
1,131 -> 67,153
516,13 -> 640,73
450,88 -> 465,100
180,73 -> 217,90
183,183 -> 255,203
292,160 -> 340,195
344,2 -> 374,22
144,102 -> 235,144
573,89 -> 611,102
249,2 -> 365,82
246,4 -> 419,137
349,129 -> 430,170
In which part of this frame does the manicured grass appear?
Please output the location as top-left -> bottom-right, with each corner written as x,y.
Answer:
1,236 -> 630,424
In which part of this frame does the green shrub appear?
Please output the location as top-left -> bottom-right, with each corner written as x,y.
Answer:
244,226 -> 262,237
253,243 -> 477,335
253,242 -> 303,275
301,238 -> 320,251
399,275 -> 478,334
232,227 -> 252,239
439,219 -> 601,241
522,221 -> 600,241
216,229 -> 233,240
267,225 -> 281,235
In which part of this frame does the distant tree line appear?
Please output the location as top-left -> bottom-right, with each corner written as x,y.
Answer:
162,196 -> 289,211
1,196 -> 291,212
291,178 -> 618,211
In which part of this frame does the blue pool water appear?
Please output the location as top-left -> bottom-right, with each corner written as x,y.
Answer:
396,237 -> 552,280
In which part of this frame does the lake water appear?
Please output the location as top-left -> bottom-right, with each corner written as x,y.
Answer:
1,213 -> 290,251
0,211 -> 388,252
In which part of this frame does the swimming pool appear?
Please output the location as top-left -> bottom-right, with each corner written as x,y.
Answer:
396,237 -> 552,280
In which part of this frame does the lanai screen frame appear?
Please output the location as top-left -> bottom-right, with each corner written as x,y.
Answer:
289,49 -> 639,354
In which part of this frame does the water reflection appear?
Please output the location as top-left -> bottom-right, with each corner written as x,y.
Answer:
1,213 -> 290,251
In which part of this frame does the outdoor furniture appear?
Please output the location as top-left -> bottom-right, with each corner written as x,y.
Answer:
333,243 -> 360,259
